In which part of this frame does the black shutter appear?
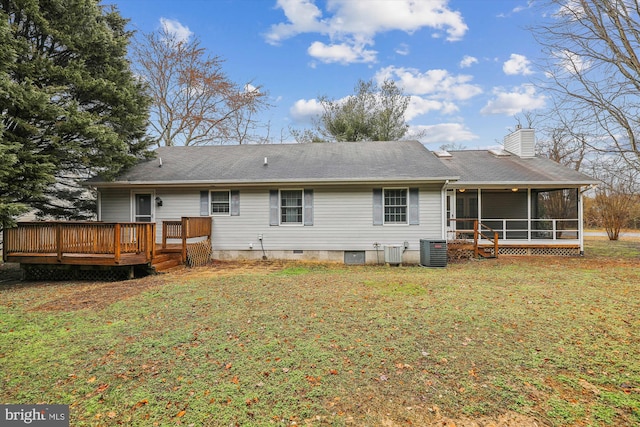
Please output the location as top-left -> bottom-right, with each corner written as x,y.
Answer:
373,188 -> 383,225
230,190 -> 240,216
269,190 -> 279,226
409,188 -> 419,225
200,191 -> 209,216
304,189 -> 313,226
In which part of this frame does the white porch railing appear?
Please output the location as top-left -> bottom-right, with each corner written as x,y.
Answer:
475,218 -> 580,241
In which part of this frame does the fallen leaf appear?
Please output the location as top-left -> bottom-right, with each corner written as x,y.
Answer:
133,399 -> 149,409
176,410 -> 186,418
96,383 -> 109,393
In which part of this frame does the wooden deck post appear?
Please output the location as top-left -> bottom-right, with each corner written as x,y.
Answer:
149,223 -> 156,262
162,221 -> 168,250
181,217 -> 188,264
3,224 -> 10,262
473,220 -> 479,258
114,223 -> 121,264
56,223 -> 63,262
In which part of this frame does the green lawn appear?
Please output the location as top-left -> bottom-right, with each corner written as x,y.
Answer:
1,239 -> 639,426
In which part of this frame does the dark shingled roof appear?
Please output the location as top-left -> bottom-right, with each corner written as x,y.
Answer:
93,140 -> 458,186
440,150 -> 598,186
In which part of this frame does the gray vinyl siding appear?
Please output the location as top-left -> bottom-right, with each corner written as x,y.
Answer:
99,185 -> 443,249
155,189 -> 201,220
99,189 -> 130,222
211,185 -> 442,252
153,189 -> 204,242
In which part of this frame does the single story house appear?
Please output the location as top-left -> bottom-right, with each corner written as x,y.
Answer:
89,128 -> 597,264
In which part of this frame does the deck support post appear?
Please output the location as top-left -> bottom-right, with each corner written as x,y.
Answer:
56,223 -> 62,263
114,223 -> 121,264
473,220 -> 479,258
181,217 -> 188,264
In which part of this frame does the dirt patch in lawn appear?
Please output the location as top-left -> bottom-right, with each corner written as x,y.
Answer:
371,409 -> 545,427
3,260 -> 290,312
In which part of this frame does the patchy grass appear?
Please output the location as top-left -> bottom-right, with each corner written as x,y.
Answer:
0,239 -> 638,426
583,236 -> 640,258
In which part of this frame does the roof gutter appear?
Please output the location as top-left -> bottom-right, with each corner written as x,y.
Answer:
86,176 -> 461,188
447,180 -> 599,188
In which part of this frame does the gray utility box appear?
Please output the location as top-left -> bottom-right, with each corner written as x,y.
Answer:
420,239 -> 447,267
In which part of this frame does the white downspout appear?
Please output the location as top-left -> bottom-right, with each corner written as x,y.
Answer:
441,180 -> 449,240
578,187 -> 585,255
527,188 -> 531,242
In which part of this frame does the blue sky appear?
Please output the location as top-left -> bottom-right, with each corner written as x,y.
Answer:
110,0 -> 546,149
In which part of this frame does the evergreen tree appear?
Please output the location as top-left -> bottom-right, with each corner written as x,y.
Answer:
0,0 -> 152,228
293,79 -> 410,143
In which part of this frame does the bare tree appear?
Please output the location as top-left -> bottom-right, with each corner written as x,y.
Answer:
529,106 -> 588,172
132,26 -> 269,146
532,0 -> 640,172
226,87 -> 274,144
587,156 -> 639,239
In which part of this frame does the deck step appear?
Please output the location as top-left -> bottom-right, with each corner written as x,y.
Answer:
152,252 -> 183,272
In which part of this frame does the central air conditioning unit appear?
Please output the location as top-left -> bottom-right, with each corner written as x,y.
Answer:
384,245 -> 403,266
420,239 -> 447,267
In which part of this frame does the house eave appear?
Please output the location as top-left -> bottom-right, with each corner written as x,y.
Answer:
87,176 -> 461,189
446,180 -> 598,189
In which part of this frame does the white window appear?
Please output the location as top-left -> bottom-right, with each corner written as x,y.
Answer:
384,188 -> 407,224
280,190 -> 303,224
210,190 -> 230,215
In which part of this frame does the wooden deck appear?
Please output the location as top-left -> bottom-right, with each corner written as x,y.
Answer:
2,218 -> 212,276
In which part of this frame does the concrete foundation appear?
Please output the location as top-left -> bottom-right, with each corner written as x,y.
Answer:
211,249 -> 422,265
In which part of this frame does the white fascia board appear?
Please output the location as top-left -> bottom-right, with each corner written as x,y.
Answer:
88,176 -> 461,188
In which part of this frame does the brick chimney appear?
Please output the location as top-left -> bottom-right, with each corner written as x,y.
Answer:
504,126 -> 535,158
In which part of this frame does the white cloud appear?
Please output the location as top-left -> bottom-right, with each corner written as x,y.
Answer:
395,43 -> 410,56
409,123 -> 479,144
264,0 -> 326,45
497,1 -> 533,18
308,41 -> 377,64
265,0 -> 468,64
405,97 -> 455,121
375,66 -> 483,101
290,98 -> 323,122
554,49 -> 590,74
503,53 -> 533,76
160,18 -> 193,43
481,84 -> 546,115
459,55 -> 478,68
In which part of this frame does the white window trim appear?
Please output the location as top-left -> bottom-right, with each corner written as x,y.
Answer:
210,190 -> 231,216
383,187 -> 409,225
279,188 -> 304,226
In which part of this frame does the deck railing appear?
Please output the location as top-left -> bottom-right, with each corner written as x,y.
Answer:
3,221 -> 156,263
474,218 -> 580,240
448,219 -> 499,258
162,217 -> 212,262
